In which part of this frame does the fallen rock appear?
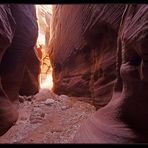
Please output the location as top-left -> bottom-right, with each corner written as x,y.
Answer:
0,90 -> 95,143
19,96 -> 25,103
44,99 -> 55,106
61,105 -> 70,111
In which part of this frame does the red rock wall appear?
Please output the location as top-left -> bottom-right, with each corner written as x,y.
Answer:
19,47 -> 41,96
0,5 -> 38,100
0,5 -> 17,136
73,4 -> 148,143
49,4 -> 125,108
0,5 -> 15,58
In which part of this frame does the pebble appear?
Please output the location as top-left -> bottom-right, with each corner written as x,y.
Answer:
44,99 -> 55,106
40,113 -> 45,118
61,105 -> 70,111
33,107 -> 42,112
19,96 -> 25,103
59,95 -> 68,101
27,96 -> 33,101
20,116 -> 28,121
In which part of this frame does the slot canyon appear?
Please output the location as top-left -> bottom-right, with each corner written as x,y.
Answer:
0,4 -> 148,144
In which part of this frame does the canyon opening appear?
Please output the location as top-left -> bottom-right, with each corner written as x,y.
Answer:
0,4 -> 148,144
36,5 -> 53,90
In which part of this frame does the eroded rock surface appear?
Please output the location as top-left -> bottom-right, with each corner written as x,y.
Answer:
0,4 -> 17,137
0,4 -> 38,101
0,4 -> 39,137
73,4 -> 148,143
49,4 -> 125,108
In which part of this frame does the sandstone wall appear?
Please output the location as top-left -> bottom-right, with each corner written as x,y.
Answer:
49,4 -> 125,108
73,4 -> 148,143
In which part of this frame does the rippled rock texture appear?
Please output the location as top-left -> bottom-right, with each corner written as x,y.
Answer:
0,5 -> 38,101
0,4 -> 17,137
49,4 -> 125,108
0,4 -> 39,136
73,4 -> 148,143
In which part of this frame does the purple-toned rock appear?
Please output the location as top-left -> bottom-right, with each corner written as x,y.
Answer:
19,47 -> 41,96
73,4 -> 148,143
0,5 -> 38,136
0,5 -> 17,136
0,4 -> 38,102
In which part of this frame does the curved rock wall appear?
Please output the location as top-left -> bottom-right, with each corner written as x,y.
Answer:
73,4 -> 148,143
49,4 -> 125,108
19,47 -> 41,96
0,4 -> 39,136
0,5 -> 15,59
0,5 -> 39,101
0,4 -> 17,136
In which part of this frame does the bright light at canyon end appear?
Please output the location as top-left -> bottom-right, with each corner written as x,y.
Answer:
36,5 -> 53,90
37,33 -> 45,45
40,67 -> 53,90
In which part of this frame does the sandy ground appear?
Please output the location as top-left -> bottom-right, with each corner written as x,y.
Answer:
0,89 -> 95,144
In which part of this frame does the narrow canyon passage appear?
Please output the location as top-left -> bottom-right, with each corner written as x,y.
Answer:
0,4 -> 148,144
0,5 -> 96,143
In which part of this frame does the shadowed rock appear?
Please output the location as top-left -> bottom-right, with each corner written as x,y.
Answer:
73,4 -> 148,143
0,4 -> 38,102
0,5 -> 17,136
19,47 -> 41,96
0,4 -> 38,136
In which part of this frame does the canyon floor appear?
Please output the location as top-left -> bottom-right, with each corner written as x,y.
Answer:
0,89 -> 95,144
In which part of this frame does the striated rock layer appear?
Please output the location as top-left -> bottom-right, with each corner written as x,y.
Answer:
49,4 -> 125,108
0,5 -> 17,136
0,5 -> 15,59
73,4 -> 148,143
0,4 -> 38,136
0,4 -> 38,101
